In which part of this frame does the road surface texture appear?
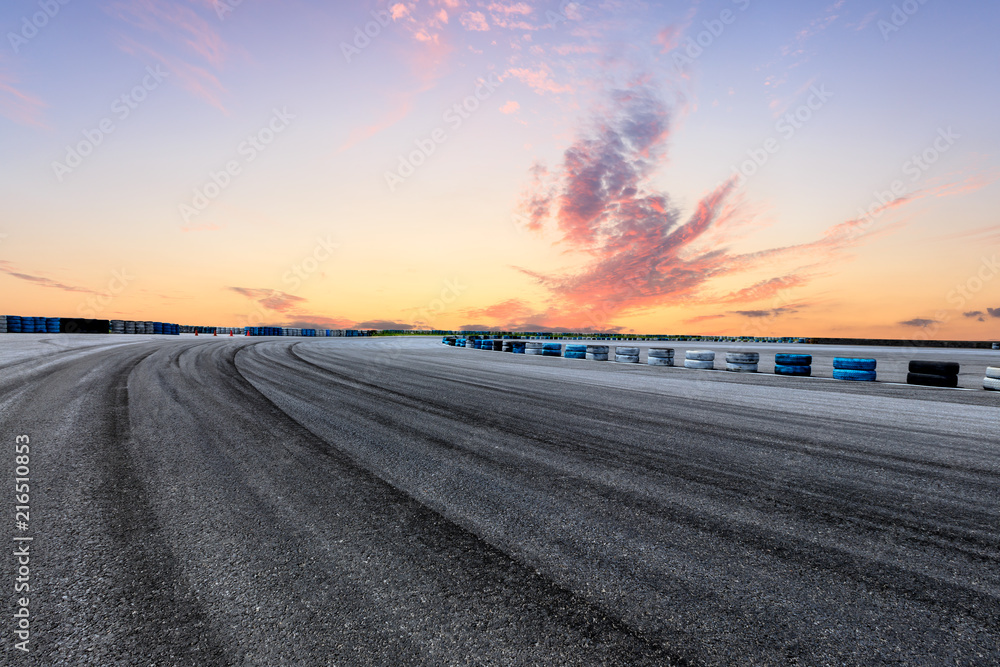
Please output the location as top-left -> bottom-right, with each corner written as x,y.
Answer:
1,335 -> 998,665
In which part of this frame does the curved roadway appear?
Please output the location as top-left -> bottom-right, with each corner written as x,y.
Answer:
2,335 -> 998,665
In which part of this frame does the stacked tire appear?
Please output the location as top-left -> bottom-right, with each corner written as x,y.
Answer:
511,342 -> 526,354
564,344 -> 586,360
125,320 -> 136,334
7,316 -> 22,333
684,350 -> 714,370
144,321 -> 155,335
833,357 -> 876,381
46,317 -> 60,333
774,353 -> 811,377
0,316 -> 6,334
615,346 -> 639,363
526,342 -> 544,356
726,351 -> 758,372
907,361 -> 959,388
586,345 -> 609,361
983,367 -> 1000,391
647,348 -> 674,366
542,343 -> 562,357
111,320 -> 125,334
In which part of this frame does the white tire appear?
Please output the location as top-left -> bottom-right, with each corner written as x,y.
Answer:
684,359 -> 714,369
648,348 -> 674,358
615,354 -> 639,364
686,350 -> 715,361
525,349 -> 544,355
586,353 -> 608,361
586,345 -> 610,354
726,362 -> 758,372
985,367 -> 1000,380
525,342 -> 544,349
985,377 -> 1000,391
647,357 -> 673,366
616,347 -> 639,356
726,352 -> 759,364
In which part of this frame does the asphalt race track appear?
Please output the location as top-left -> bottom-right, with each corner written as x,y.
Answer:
2,335 -> 998,665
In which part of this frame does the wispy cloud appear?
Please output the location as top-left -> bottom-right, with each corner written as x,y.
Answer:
0,66 -> 47,128
900,317 -> 938,328
0,261 -> 95,294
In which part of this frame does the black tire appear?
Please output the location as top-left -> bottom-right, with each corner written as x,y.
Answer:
907,360 -> 959,376
906,372 -> 958,388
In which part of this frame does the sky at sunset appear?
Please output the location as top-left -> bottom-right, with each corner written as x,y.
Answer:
1,0 -> 998,337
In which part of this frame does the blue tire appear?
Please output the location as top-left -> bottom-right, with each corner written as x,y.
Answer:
565,345 -> 586,353
565,351 -> 586,359
833,357 -> 876,371
833,369 -> 876,381
775,364 -> 811,376
775,353 -> 811,366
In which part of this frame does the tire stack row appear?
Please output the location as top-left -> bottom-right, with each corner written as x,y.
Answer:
647,348 -> 674,366
832,357 -> 877,381
684,350 -> 715,369
983,367 -> 1000,391
111,320 -> 125,334
775,354 -> 811,376
907,361 -> 959,388
726,351 -> 758,372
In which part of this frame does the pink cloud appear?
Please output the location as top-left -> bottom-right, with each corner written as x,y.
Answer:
460,11 -> 490,31
499,100 -> 520,114
503,67 -> 572,94
0,69 -> 47,128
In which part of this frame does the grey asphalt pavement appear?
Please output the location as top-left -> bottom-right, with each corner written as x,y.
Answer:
2,335 -> 998,665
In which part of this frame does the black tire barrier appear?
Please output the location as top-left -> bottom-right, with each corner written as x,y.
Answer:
906,372 -> 958,388
59,318 -> 110,334
775,353 -> 811,366
492,340 -> 504,351
775,364 -> 811,377
833,357 -> 876,371
993,343 -> 999,350
908,360 -> 959,376
502,341 -> 513,352
832,369 -> 877,382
